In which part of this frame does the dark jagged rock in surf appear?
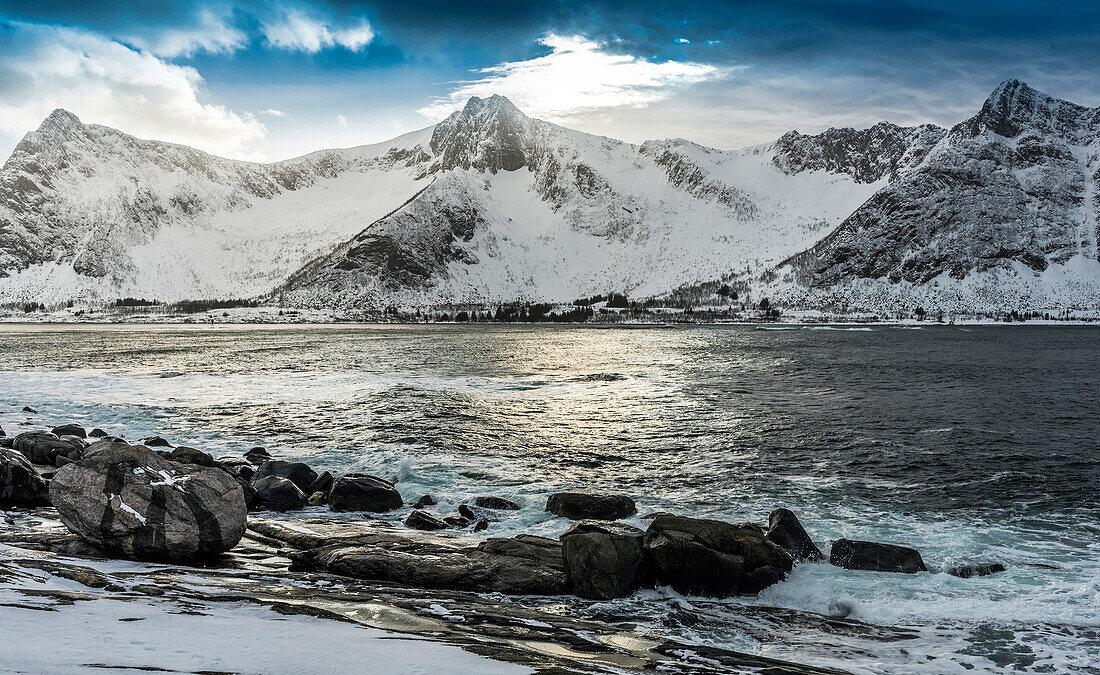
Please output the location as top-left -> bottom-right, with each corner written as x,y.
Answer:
328,474 -> 402,513
471,495 -> 520,511
405,509 -> 448,531
307,471 -> 333,496
49,442 -> 246,560
443,515 -> 470,528
546,492 -> 636,520
0,448 -> 50,507
643,514 -> 793,597
140,436 -> 172,447
253,476 -> 307,512
22,406 -> 37,414
458,504 -> 477,521
414,494 -> 436,508
946,562 -> 1007,578
473,518 -> 490,533
51,424 -> 87,439
830,538 -> 928,573
244,446 -> 272,465
88,428 -> 108,438
766,508 -> 824,562
251,460 -> 318,494
561,520 -> 649,600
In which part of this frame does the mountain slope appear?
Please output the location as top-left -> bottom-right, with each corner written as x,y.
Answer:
772,80 -> 1100,313
274,96 -> 893,307
5,82 -> 1095,315
0,111 -> 431,303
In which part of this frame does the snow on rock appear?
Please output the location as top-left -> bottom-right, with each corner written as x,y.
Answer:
0,111 -> 431,304
773,79 -> 1100,312
3,83 -> 1099,314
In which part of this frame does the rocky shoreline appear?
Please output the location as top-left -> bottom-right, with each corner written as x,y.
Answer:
1,419 -> 1009,673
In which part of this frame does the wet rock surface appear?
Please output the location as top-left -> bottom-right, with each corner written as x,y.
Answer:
328,474 -> 402,512
0,511 -> 848,675
0,447 -> 50,506
945,562 -> 1007,578
48,442 -> 247,560
471,495 -> 520,510
405,509 -> 448,531
766,508 -> 824,562
546,491 -> 637,520
643,515 -> 793,597
561,520 -> 649,600
254,518 -> 568,595
253,475 -> 307,512
829,539 -> 928,574
251,459 -> 319,493
14,431 -> 81,465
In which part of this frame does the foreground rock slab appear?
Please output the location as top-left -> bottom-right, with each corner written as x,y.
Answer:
643,514 -> 793,597
561,520 -> 648,600
0,513 -> 847,675
251,518 -> 567,595
829,539 -> 928,574
49,442 -> 247,560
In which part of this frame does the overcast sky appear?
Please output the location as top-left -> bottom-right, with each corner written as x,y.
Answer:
0,0 -> 1097,162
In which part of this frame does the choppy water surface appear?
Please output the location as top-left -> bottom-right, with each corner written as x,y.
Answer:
1,324 -> 1097,673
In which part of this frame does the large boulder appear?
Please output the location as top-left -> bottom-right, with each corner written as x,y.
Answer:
765,509 -> 823,562
0,448 -> 50,507
642,515 -> 793,597
169,446 -> 216,467
48,443 -> 246,560
829,539 -> 928,574
51,424 -> 87,439
253,476 -> 307,512
83,438 -> 135,458
561,520 -> 648,600
251,460 -> 318,493
546,492 -> 636,520
328,475 -> 402,513
14,431 -> 82,465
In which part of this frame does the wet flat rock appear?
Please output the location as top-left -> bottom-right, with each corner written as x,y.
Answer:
250,518 -> 567,595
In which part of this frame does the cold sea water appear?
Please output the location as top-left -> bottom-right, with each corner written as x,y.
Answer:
0,323 -> 1097,673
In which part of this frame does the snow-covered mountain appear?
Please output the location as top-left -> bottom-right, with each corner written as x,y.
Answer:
0,110 -> 429,303
771,80 -> 1100,313
2,81 -> 1098,314
276,95 -> 891,307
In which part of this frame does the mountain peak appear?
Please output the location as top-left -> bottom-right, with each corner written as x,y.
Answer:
37,108 -> 83,134
461,94 -> 522,117
965,79 -> 1094,140
430,94 -> 533,173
